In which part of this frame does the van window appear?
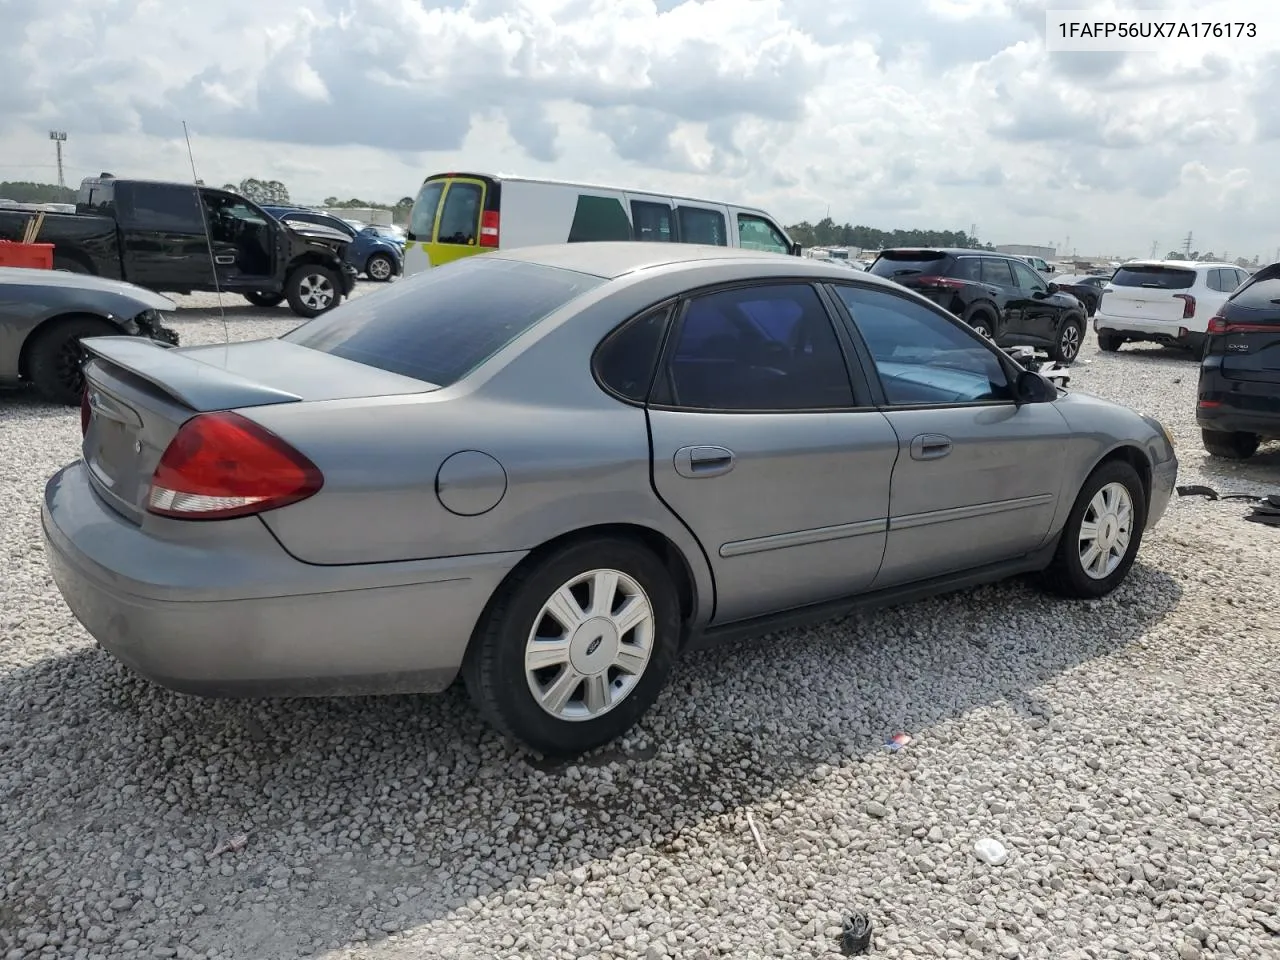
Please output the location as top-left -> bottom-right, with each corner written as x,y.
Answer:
438,183 -> 482,246
737,214 -> 789,254
283,257 -> 604,387
568,195 -> 633,243
408,180 -> 445,241
632,201 -> 674,242
677,206 -> 727,246
124,183 -> 204,233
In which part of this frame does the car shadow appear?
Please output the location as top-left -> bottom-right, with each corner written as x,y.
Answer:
0,563 -> 1183,957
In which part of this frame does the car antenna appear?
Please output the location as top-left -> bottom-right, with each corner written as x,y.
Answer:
182,120 -> 229,346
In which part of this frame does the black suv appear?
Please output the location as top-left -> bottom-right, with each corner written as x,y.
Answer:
869,248 -> 1088,363
1196,262 -> 1280,459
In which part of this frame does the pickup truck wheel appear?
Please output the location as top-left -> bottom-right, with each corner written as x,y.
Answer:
244,291 -> 285,308
365,253 -> 395,282
27,316 -> 116,405
285,265 -> 340,318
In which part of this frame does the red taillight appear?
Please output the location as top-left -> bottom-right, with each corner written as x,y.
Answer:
479,210 -> 500,248
146,412 -> 322,520
1173,293 -> 1196,319
1208,314 -> 1278,334
1198,400 -> 1223,408
915,275 -> 966,289
80,387 -> 91,436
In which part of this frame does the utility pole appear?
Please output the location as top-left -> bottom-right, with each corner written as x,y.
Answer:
1183,231 -> 1193,258
48,130 -> 67,187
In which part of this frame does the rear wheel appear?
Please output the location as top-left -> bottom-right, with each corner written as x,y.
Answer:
26,315 -> 116,405
365,252 -> 395,282
463,537 -> 681,757
1201,429 -> 1259,460
963,307 -> 996,340
285,265 -> 341,318
1084,295 -> 1098,316
244,291 -> 285,308
1039,460 -> 1146,599
1051,315 -> 1084,364
1097,332 -> 1123,352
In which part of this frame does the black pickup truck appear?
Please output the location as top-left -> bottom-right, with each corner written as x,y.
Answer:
0,177 -> 356,318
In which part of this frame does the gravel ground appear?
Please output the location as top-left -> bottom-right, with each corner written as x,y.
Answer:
2,288 -> 1278,960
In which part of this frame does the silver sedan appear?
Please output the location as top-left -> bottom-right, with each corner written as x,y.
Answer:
43,242 -> 1179,756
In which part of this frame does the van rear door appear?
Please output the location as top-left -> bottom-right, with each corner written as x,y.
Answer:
403,174 -> 497,275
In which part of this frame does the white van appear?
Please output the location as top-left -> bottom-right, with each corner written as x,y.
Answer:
401,172 -> 800,276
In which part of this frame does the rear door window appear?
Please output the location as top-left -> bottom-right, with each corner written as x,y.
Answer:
437,183 -> 482,246
282,257 -> 604,386
676,206 -> 727,246
868,252 -> 951,280
631,201 -> 674,242
567,195 -> 633,243
1110,265 -> 1196,289
124,183 -> 204,233
408,180 -> 445,242
980,258 -> 1016,286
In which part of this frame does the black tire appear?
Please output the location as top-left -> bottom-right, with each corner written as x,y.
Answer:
365,253 -> 395,282
244,291 -> 285,308
1185,334 -> 1207,359
462,537 -> 682,757
284,265 -> 341,318
1097,332 -> 1123,352
26,316 -> 117,405
1085,295 -> 1098,317
963,306 -> 996,340
52,254 -> 91,274
1050,315 -> 1085,364
1201,429 -> 1259,460
1039,459 -> 1147,599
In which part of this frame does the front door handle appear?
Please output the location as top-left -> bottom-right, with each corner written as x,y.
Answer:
910,434 -> 952,461
674,445 -> 736,478
214,255 -> 236,265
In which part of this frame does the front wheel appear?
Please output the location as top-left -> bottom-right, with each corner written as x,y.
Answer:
244,291 -> 285,308
285,265 -> 341,318
463,538 -> 681,757
365,253 -> 395,282
26,315 -> 117,405
1038,460 -> 1147,599
1051,317 -> 1084,364
1201,429 -> 1259,460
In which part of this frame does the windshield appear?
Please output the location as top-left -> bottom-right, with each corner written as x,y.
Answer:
869,252 -> 951,279
1110,265 -> 1195,289
282,257 -> 604,386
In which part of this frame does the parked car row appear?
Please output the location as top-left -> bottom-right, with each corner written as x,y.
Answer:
261,205 -> 404,284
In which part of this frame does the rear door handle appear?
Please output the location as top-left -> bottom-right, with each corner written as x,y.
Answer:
214,255 -> 236,265
674,445 -> 736,478
910,434 -> 952,461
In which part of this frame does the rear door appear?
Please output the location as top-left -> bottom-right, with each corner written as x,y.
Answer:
645,281 -> 900,624
1216,270 -> 1280,386
116,182 -> 211,289
828,282 -> 1071,586
978,257 -> 1020,331
1102,263 -> 1197,323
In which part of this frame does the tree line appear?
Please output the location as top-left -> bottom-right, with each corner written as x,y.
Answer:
785,217 -> 988,251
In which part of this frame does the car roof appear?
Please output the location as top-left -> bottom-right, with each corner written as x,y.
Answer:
878,248 -> 1019,259
1120,259 -> 1239,270
487,242 -> 907,285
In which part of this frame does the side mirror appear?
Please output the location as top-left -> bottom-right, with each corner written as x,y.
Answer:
1046,282 -> 1059,293
1015,369 -> 1057,403
789,241 -> 803,257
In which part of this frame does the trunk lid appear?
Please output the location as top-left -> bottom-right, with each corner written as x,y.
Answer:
1216,274 -> 1280,384
1102,263 -> 1197,323
80,337 -> 434,524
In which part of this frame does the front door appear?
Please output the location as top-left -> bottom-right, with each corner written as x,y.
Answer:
645,281 -> 899,624
117,181 -> 212,290
199,191 -> 276,290
828,282 -> 1072,586
1010,259 -> 1059,344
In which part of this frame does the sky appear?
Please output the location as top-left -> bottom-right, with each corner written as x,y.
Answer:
2,0 -> 1279,259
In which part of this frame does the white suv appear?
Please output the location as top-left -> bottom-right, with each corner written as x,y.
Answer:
1093,260 -> 1251,354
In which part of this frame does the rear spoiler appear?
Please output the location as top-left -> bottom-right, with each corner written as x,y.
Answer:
81,336 -> 303,411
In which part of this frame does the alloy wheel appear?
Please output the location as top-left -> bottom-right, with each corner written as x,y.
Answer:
298,274 -> 334,310
1078,481 -> 1134,580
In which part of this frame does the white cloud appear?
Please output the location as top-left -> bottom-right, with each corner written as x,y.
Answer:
1,0 -> 1278,258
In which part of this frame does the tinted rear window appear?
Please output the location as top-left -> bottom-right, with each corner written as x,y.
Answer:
1228,271 -> 1280,314
282,257 -> 604,386
1110,265 -> 1195,290
869,252 -> 951,279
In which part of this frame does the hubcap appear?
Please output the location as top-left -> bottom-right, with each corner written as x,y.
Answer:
1061,324 -> 1081,360
973,324 -> 990,338
524,568 -> 655,722
298,274 -> 334,310
369,257 -> 391,280
1078,481 -> 1134,580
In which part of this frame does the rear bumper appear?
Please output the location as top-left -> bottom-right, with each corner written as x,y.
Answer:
1094,312 -> 1202,343
42,461 -> 525,698
1197,404 -> 1280,438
